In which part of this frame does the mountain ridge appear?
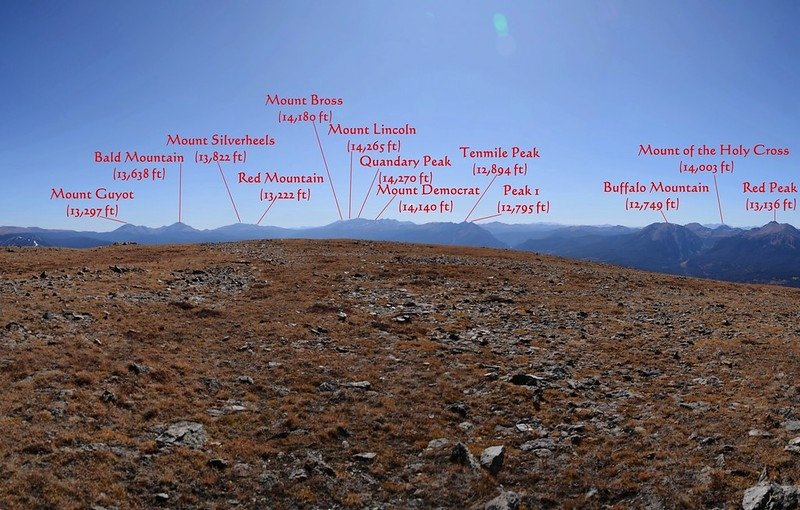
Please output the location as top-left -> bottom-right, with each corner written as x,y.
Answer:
3,220 -> 799,287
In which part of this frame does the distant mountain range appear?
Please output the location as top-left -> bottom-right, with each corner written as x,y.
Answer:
517,221 -> 800,286
2,219 -> 799,287
0,219 -> 505,250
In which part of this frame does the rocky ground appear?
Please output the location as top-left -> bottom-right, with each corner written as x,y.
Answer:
1,239 -> 799,509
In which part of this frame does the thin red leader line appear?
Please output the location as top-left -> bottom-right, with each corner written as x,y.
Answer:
312,121 -> 343,220
178,162 -> 182,223
357,168 -> 380,219
217,162 -> 241,223
256,198 -> 278,226
464,173 -> 499,222
375,195 -> 396,220
101,216 -> 128,224
471,213 -> 503,223
348,151 -> 353,219
713,174 -> 724,225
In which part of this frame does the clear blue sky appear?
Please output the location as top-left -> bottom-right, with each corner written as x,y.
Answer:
1,1 -> 798,230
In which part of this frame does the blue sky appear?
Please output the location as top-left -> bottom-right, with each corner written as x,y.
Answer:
1,1 -> 798,229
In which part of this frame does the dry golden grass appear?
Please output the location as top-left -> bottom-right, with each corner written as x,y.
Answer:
0,239 -> 798,508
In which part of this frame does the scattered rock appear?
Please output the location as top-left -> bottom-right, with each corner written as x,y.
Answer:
128,363 -> 150,375
156,421 -> 207,449
783,421 -> 800,432
637,367 -> 662,378
749,429 -> 773,438
679,401 -> 712,412
5,322 -> 23,332
207,458 -> 228,470
201,377 -> 221,393
480,445 -> 505,474
346,381 -> 371,389
259,471 -> 278,489
515,423 -> 535,433
353,452 -> 377,463
450,442 -> 479,469
317,381 -> 339,392
448,401 -> 469,417
237,375 -> 254,385
288,468 -> 308,481
426,438 -> 450,450
481,490 -> 520,510
509,373 -> 544,386
207,400 -> 247,416
520,438 -> 556,452
305,451 -> 336,477
232,462 -> 251,478
63,311 -> 92,321
785,437 -> 800,454
742,482 -> 800,510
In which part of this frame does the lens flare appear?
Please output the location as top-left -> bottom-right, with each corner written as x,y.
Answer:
493,13 -> 509,35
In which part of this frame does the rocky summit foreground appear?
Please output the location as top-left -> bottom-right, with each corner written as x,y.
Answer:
1,239 -> 799,509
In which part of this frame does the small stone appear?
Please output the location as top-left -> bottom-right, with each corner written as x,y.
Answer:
201,377 -> 221,393
450,442 -> 479,469
448,402 -> 469,418
288,468 -> 308,481
353,452 -> 377,463
154,493 -> 170,502
480,445 -> 505,474
156,421 -> 207,449
483,490 -> 520,510
426,438 -> 450,451
4,322 -> 23,332
207,458 -> 228,470
317,381 -> 338,392
337,311 -> 347,321
509,374 -> 544,386
305,451 -> 336,477
783,421 -> 800,431
128,363 -> 150,375
785,437 -> 800,454
232,463 -> 251,478
458,421 -> 474,431
742,482 -> 800,510
260,471 -> 278,489
237,375 -> 254,385
749,429 -> 773,437
520,438 -> 555,451
101,389 -> 117,403
346,381 -> 371,389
